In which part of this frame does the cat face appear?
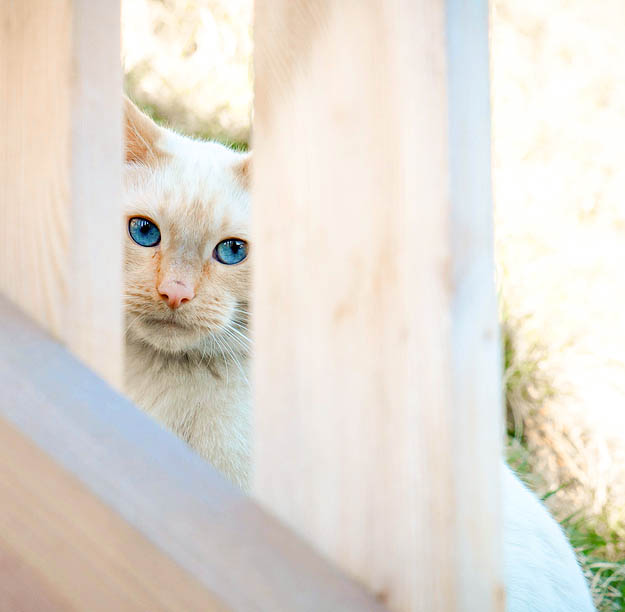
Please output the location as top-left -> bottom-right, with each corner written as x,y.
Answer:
123,98 -> 251,357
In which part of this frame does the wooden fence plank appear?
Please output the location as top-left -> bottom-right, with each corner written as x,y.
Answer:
446,1 -> 504,609
252,1 -> 504,610
0,296 -> 386,612
0,417 -> 226,612
0,0 -> 122,387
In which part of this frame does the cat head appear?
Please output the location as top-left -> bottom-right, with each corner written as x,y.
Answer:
123,97 -> 251,357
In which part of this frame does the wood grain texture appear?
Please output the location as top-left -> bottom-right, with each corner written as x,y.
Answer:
0,296 -> 386,612
67,0 -> 123,387
252,1 -> 504,610
0,417 -> 226,612
0,0 -> 122,388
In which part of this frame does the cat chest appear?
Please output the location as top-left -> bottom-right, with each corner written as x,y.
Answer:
126,356 -> 247,431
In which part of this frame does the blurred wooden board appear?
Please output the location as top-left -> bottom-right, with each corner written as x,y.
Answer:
0,295 -> 386,612
0,0 -> 122,387
0,417 -> 225,612
253,1 -> 504,610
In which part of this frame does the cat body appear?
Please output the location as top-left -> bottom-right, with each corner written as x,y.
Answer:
122,98 -> 594,610
502,464 -> 595,611
124,336 -> 250,487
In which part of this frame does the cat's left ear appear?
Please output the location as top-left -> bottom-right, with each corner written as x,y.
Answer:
233,153 -> 251,190
124,95 -> 164,165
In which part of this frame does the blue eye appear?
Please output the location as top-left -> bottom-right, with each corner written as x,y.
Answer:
214,239 -> 248,265
129,217 -> 161,247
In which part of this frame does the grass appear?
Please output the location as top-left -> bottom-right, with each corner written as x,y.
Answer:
503,316 -> 625,611
129,92 -> 249,152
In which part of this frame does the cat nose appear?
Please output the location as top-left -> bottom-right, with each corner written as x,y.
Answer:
157,280 -> 195,309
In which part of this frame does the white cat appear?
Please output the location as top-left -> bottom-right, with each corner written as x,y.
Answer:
123,97 -> 251,489
502,464 -> 595,610
122,97 -> 595,611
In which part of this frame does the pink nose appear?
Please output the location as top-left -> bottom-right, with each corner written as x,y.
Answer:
157,280 -> 195,309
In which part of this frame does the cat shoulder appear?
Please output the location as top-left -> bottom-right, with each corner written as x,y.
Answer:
501,463 -> 595,611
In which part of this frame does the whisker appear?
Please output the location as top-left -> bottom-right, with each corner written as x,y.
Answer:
222,326 -> 251,354
213,335 -> 230,386
125,313 -> 144,335
231,305 -> 251,316
220,337 -> 250,388
225,323 -> 252,347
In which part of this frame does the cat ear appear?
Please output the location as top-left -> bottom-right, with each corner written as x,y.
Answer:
233,153 -> 251,190
124,96 -> 163,165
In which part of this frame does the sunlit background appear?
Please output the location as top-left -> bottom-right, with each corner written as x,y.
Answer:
122,1 -> 625,607
123,0 -> 252,146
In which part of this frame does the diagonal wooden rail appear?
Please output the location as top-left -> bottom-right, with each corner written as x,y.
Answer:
0,295 -> 386,611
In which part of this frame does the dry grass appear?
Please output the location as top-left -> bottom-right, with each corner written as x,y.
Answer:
504,316 -> 625,610
123,0 -> 253,145
492,0 -> 625,536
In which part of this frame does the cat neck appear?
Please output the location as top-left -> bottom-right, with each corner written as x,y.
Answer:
125,332 -> 249,382
123,330 -> 251,489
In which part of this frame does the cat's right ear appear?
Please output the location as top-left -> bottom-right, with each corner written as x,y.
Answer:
124,96 -> 163,165
233,153 -> 251,190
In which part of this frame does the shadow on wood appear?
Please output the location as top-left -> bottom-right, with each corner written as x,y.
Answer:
0,296 -> 386,612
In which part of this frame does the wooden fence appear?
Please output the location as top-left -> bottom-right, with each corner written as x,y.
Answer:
0,1 -> 503,610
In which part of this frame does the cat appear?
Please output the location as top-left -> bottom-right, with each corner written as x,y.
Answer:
123,96 -> 251,489
501,464 -> 595,611
121,98 -> 595,611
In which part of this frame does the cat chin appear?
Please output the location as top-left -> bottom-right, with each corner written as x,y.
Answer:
128,320 -> 207,354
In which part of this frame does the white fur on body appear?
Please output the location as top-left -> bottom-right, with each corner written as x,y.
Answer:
124,339 -> 250,489
502,464 -> 595,611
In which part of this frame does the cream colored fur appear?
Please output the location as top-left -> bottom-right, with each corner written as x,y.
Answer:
123,98 -> 251,489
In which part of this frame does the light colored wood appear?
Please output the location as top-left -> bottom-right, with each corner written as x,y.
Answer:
0,295 -> 387,612
252,1 -> 504,610
0,417 -> 226,611
0,0 -> 122,387
446,2 -> 504,608
67,0 -> 123,386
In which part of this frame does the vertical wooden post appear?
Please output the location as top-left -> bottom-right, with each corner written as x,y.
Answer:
446,2 -> 503,609
252,1 -> 504,610
0,1 -> 122,388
